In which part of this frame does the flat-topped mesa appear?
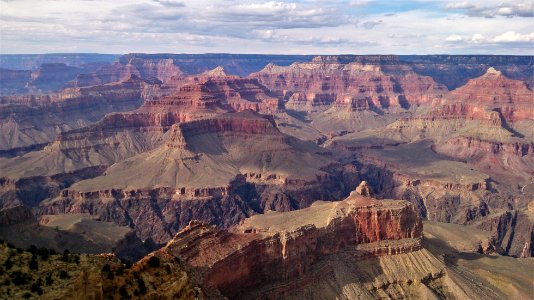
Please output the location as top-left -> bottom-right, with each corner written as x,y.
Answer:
250,59 -> 446,111
68,57 -> 184,88
203,77 -> 280,113
161,194 -> 422,298
166,111 -> 284,149
145,82 -> 219,109
144,75 -> 279,113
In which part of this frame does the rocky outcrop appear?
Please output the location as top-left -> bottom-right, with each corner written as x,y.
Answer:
354,180 -> 374,197
0,68 -> 31,95
354,159 -> 491,223
0,205 -> 35,225
0,75 -> 149,154
250,56 -> 446,112
160,193 -> 422,298
0,166 -> 107,209
68,57 -> 184,87
28,63 -> 83,92
475,210 -> 534,258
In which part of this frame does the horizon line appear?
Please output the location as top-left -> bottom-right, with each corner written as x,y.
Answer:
1,52 -> 533,57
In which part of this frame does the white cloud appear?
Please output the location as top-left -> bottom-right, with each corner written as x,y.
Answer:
153,0 -> 184,7
0,0 -> 533,54
445,2 -> 475,9
493,31 -> 534,42
471,34 -> 485,43
445,35 -> 463,42
349,0 -> 370,7
447,0 -> 534,18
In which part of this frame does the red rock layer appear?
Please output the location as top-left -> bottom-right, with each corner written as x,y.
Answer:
167,112 -> 282,148
67,58 -> 184,88
443,67 -> 534,123
160,194 -> 422,298
249,56 -> 446,111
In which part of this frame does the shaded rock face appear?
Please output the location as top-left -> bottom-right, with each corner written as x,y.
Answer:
29,63 -> 83,92
475,210 -> 534,258
0,68 -> 31,95
0,166 -> 107,209
354,160 -> 490,223
250,57 -> 447,112
0,75 -> 148,154
68,57 -> 184,88
160,194 -> 423,298
0,206 -> 34,225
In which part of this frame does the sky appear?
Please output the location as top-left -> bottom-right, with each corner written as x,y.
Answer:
0,0 -> 533,54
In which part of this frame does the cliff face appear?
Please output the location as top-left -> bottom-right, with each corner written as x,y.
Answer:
0,75 -> 148,155
0,68 -> 31,95
161,193 -> 423,298
68,57 -> 184,88
250,56 -> 447,112
34,111 -> 357,244
474,210 -> 534,258
28,63 -> 83,92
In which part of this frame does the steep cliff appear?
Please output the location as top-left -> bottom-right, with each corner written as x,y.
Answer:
0,75 -> 149,155
34,111 -> 358,243
156,193 -> 511,299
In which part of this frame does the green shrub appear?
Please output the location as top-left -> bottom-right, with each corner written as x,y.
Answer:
11,271 -> 31,285
137,278 -> 147,294
59,270 -> 69,279
61,250 -> 70,262
3,258 -> 13,270
147,256 -> 160,268
29,256 -> 38,271
45,274 -> 54,285
102,264 -> 111,273
28,245 -> 37,254
119,285 -> 128,298
31,282 -> 43,295
37,248 -> 49,261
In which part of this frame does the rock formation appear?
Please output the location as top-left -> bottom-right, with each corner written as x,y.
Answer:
34,110 -> 357,243
0,54 -> 533,299
250,56 -> 447,112
152,192 -> 516,299
0,75 -> 149,156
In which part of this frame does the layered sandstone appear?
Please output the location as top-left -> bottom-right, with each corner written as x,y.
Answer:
250,56 -> 446,111
160,193 -> 423,298
33,111 -> 358,243
67,57 -> 184,88
0,75 -> 149,154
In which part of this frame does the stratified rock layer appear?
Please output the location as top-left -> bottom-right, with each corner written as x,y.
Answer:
161,193 -> 422,298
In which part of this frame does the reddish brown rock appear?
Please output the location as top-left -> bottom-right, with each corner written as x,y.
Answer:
0,75 -> 149,154
160,193 -> 422,298
250,56 -> 446,111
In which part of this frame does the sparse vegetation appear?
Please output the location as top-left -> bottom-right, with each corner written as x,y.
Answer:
0,241 -> 197,299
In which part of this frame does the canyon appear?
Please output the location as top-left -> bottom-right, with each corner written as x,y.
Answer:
0,54 -> 533,299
